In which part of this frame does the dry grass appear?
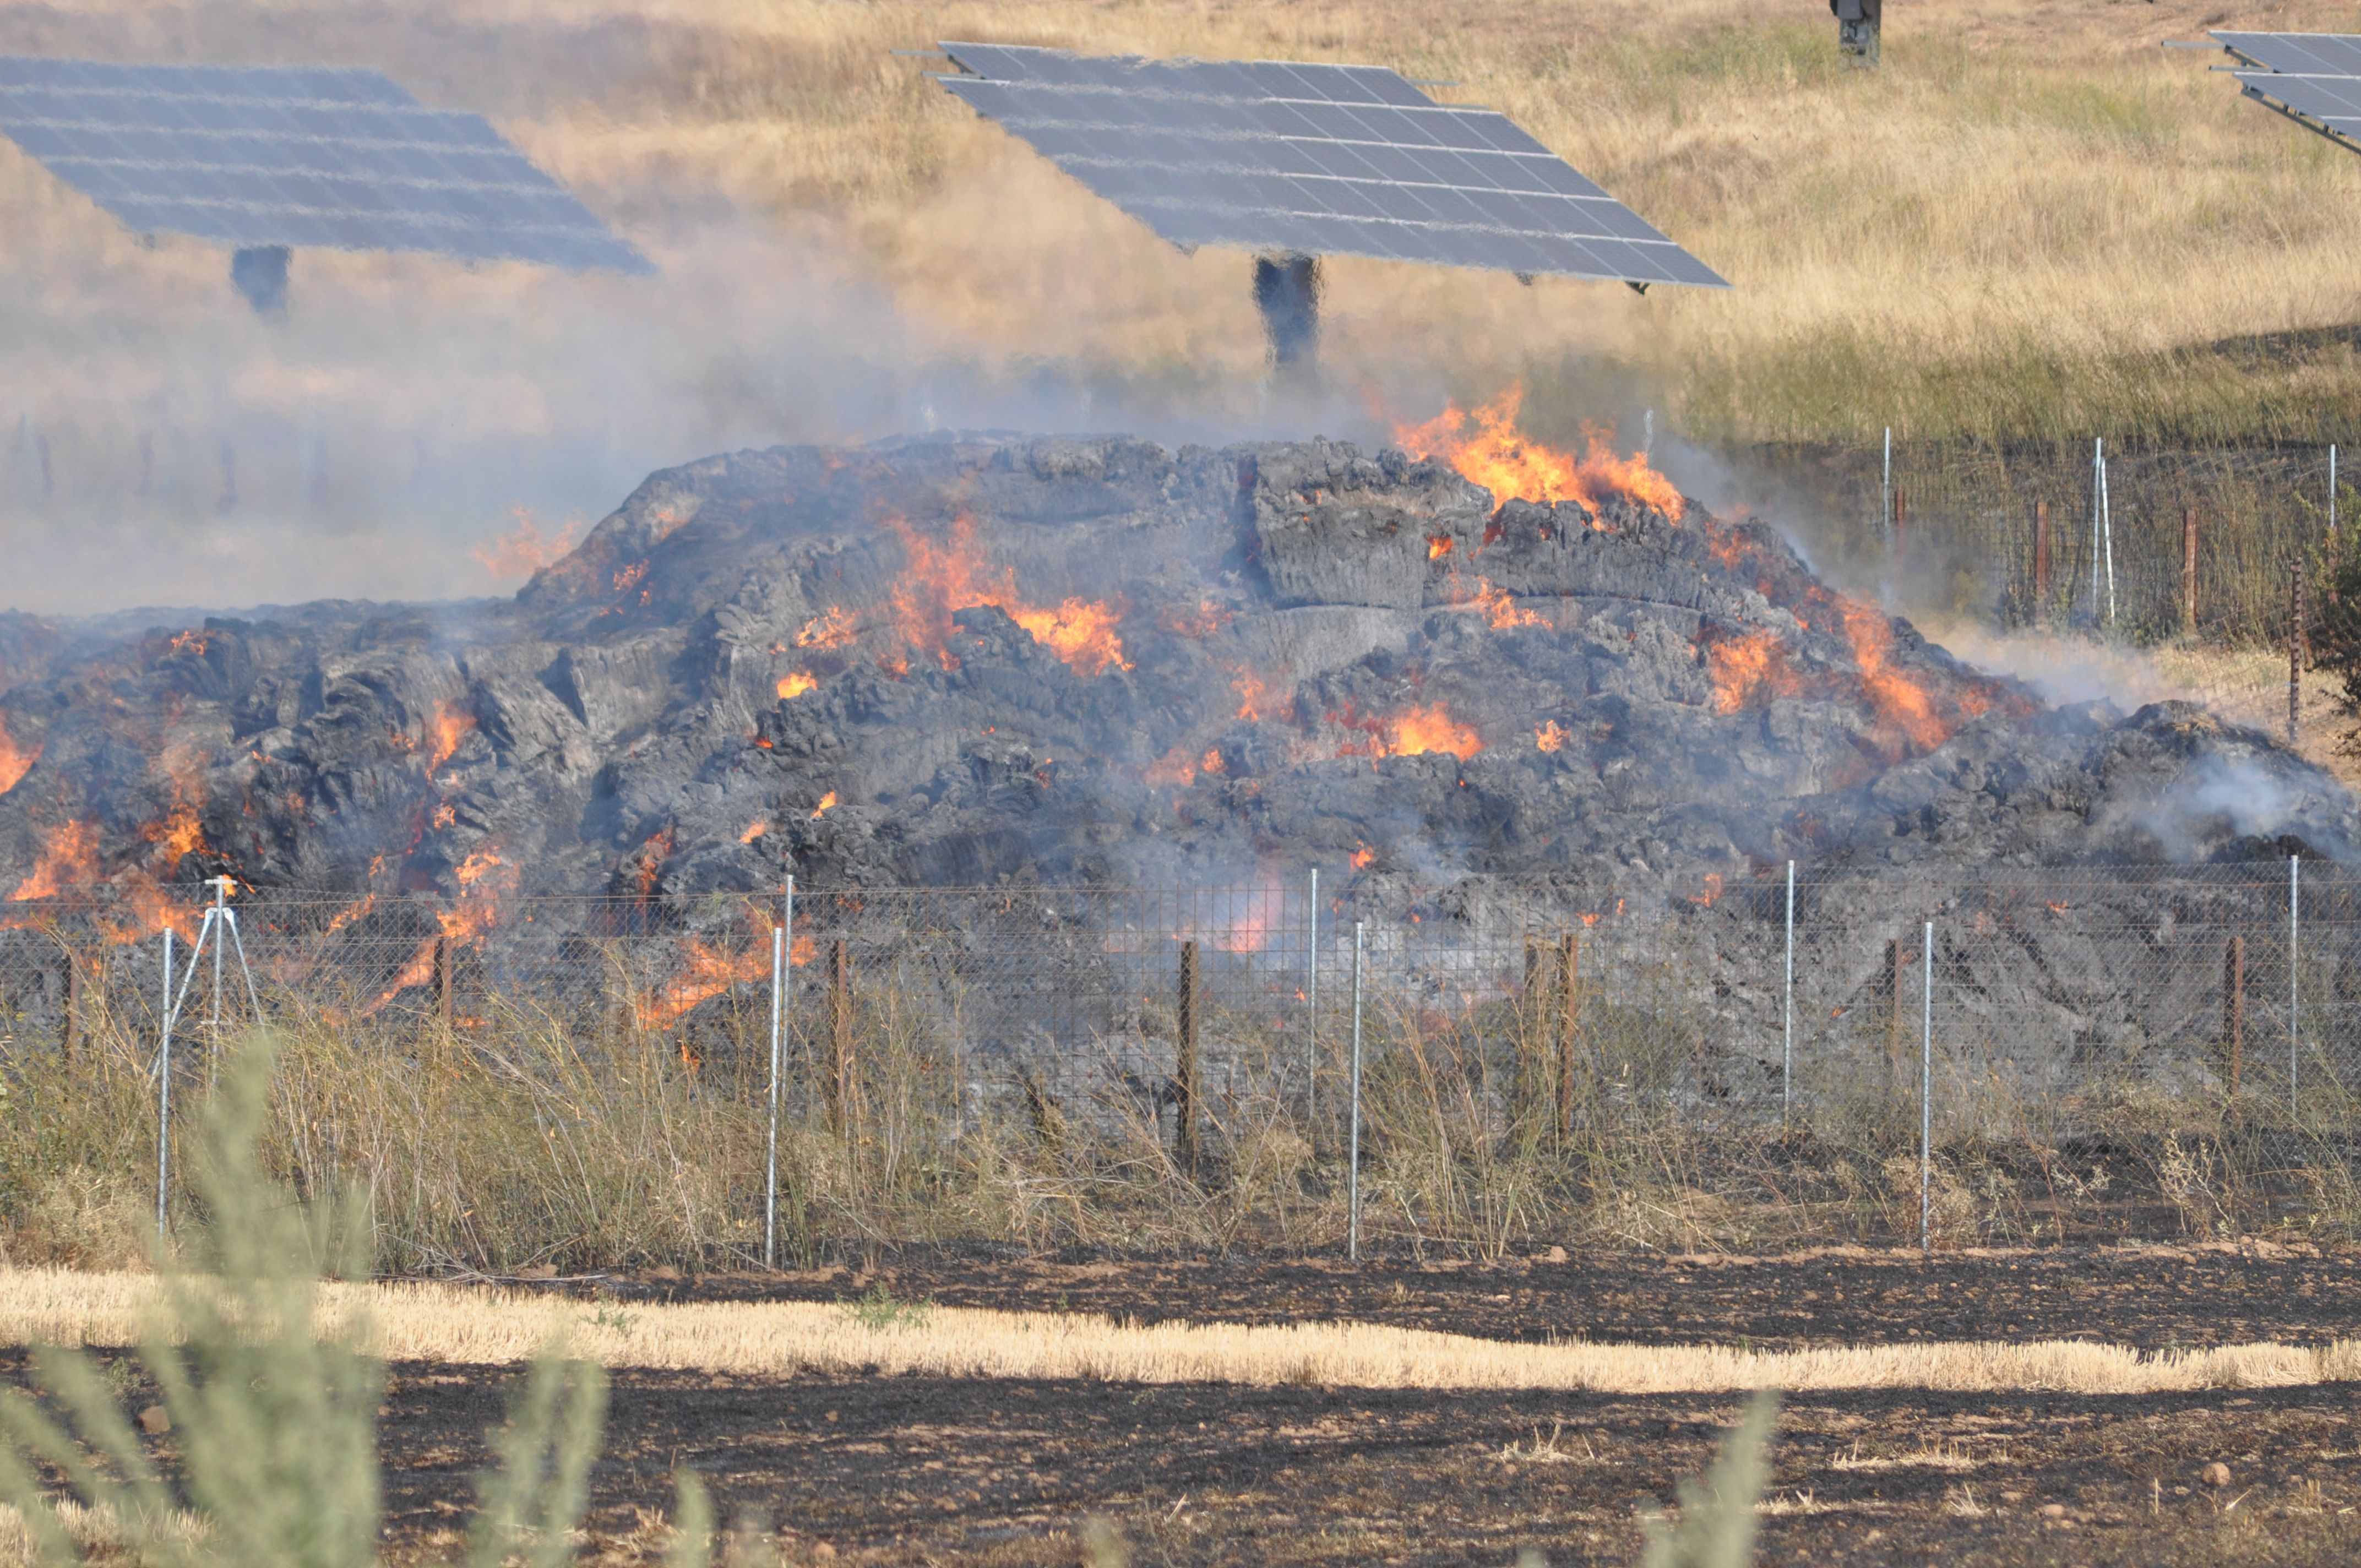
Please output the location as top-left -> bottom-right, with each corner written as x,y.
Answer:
7,1 -> 2361,609
2,1267 -> 2355,1397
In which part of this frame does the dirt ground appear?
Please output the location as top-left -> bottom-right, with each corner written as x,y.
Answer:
583,1242 -> 2361,1354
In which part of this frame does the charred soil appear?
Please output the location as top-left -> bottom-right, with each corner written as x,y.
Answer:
19,1347 -> 2357,1567
579,1243 -> 2361,1354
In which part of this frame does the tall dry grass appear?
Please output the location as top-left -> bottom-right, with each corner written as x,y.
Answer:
3,938 -> 2352,1275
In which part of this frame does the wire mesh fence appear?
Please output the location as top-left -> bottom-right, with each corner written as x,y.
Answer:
1766,439 -> 2346,650
3,865 -> 2357,1133
0,859 -> 2351,1265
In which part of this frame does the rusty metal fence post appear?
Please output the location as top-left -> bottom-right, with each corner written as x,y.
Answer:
2289,557 -> 2307,747
2224,934 -> 2245,1097
2182,507 -> 2199,636
826,938 -> 852,1136
63,949 -> 81,1062
1176,938 -> 1200,1175
2033,500 -> 2050,622
1556,930 -> 1578,1141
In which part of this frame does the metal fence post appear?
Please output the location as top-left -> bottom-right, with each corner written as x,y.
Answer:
2225,935 -> 2245,1098
1881,426 -> 1891,542
764,874 -> 792,1268
157,928 -> 173,1241
1782,859 -> 1795,1117
826,937 -> 853,1137
1305,867 -> 1318,1131
1920,919 -> 1933,1254
1348,920 -> 1364,1264
2290,558 -> 2306,747
2290,853 -> 2300,1114
1556,930 -> 1577,1141
2096,437 -> 2115,623
1176,938 -> 1201,1176
2033,499 -> 2050,621
2099,441 -> 2115,629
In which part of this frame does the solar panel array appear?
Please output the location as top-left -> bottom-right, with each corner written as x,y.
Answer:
0,56 -> 650,272
2215,32 -> 2361,146
935,42 -> 1726,290
2215,32 -> 2361,77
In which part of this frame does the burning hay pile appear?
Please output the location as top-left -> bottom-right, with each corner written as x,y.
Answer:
0,398 -> 2353,945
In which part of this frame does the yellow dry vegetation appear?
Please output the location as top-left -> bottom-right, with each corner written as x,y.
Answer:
2,1268 -> 2355,1397
5,0 -> 2361,472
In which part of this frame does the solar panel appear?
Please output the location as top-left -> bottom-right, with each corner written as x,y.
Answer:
934,43 -> 1727,290
2233,72 -> 2361,141
2214,32 -> 2361,78
0,56 -> 651,273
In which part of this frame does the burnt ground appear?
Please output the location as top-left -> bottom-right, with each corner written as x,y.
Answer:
17,1349 -> 2354,1567
577,1242 -> 2361,1353
383,1365 -> 2361,1566
12,1248 -> 2360,1566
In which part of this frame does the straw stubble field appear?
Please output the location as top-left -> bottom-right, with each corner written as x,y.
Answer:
2,1250 -> 2359,1565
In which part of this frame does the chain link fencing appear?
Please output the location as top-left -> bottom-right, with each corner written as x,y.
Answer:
0,864 -> 2355,1259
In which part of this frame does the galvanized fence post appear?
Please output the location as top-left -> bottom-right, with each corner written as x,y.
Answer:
1348,919 -> 1364,1264
764,874 -> 792,1268
1305,867 -> 1319,1130
156,928 -> 174,1241
2290,853 -> 2300,1114
1782,859 -> 1796,1117
1919,919 -> 1933,1254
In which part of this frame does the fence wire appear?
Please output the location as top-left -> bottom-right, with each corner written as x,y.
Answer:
2,866 -> 2354,1131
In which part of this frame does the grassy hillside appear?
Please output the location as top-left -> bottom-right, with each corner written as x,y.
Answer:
6,0 -> 2361,606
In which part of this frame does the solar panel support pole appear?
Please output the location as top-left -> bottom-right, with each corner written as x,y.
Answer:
1253,254 -> 1321,373
231,246 -> 290,315
1834,0 -> 1882,67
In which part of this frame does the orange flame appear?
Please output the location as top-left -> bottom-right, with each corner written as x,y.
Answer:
1351,843 -> 1376,870
1470,579 -> 1546,630
1200,747 -> 1226,777
471,507 -> 583,582
1837,602 -> 1947,752
1157,601 -> 1235,638
1144,747 -> 1196,789
1691,873 -> 1724,908
810,791 -> 839,819
1394,384 -> 1684,521
632,827 -> 674,902
426,701 -> 476,774
777,671 -> 818,700
741,819 -> 769,843
795,606 -> 857,650
1427,536 -> 1453,560
1231,667 -> 1293,723
440,849 -> 513,944
1705,631 -> 1803,715
636,937 -> 772,1030
9,820 -> 99,901
1332,701 -> 1484,761
0,712 -> 37,796
886,514 -> 1132,677
1535,720 -> 1566,752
